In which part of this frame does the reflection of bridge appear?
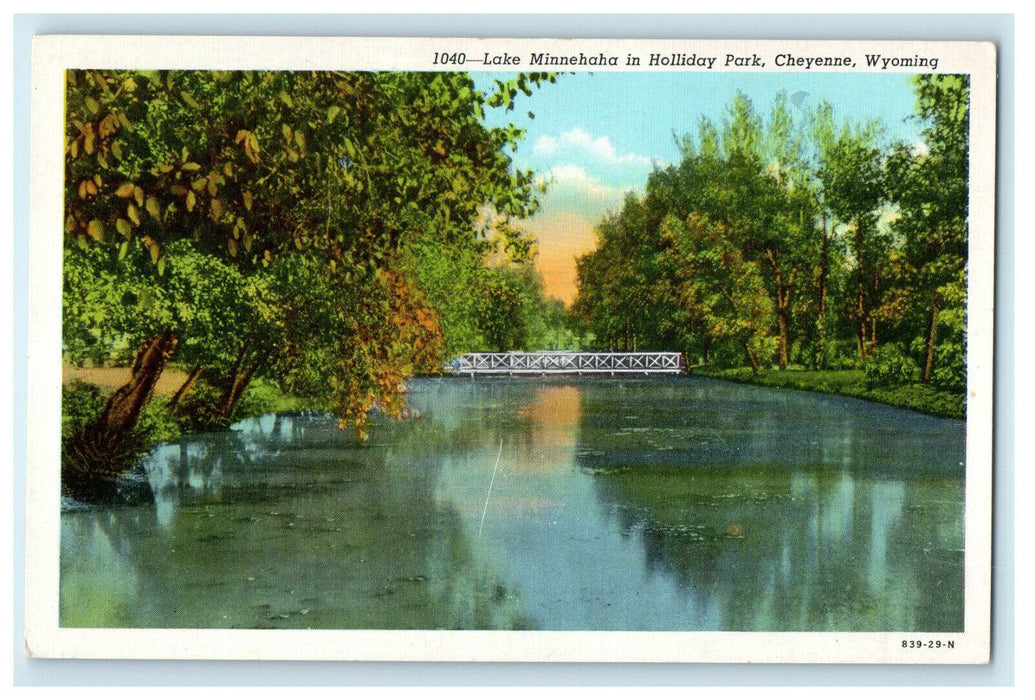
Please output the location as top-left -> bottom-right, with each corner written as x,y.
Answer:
445,351 -> 686,377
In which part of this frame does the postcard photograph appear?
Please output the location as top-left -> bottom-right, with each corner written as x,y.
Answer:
25,36 -> 996,664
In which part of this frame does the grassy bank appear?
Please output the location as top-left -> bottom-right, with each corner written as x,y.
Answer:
691,367 -> 965,420
62,365 -> 318,449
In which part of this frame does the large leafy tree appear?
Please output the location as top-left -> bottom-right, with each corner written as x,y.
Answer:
815,117 -> 888,362
659,213 -> 776,370
572,188 -> 681,352
63,69 -> 554,497
886,75 -> 969,386
715,93 -> 819,369
576,93 -> 820,369
574,81 -> 966,391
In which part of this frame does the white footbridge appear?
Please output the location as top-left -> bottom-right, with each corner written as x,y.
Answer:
444,351 -> 686,377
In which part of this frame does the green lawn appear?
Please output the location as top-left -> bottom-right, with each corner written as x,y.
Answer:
691,367 -> 964,420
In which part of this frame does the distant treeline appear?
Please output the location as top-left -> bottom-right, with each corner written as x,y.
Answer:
572,76 -> 968,395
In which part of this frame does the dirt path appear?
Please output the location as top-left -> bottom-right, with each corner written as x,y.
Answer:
62,365 -> 191,396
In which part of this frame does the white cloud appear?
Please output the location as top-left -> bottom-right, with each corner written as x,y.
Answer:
535,164 -> 635,222
533,128 -> 654,169
522,129 -> 658,225
533,134 -> 559,155
540,164 -> 615,198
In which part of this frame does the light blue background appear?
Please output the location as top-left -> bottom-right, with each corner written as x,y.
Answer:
12,12 -> 1015,687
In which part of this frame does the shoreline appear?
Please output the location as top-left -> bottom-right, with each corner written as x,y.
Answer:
690,366 -> 965,421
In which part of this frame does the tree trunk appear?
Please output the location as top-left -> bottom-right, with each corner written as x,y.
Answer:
745,342 -> 760,373
870,269 -> 880,351
218,362 -> 256,419
62,331 -> 177,503
168,365 -> 204,409
856,227 -> 868,363
922,290 -> 940,384
95,331 -> 178,434
815,213 -> 830,369
777,308 -> 789,370
775,263 -> 787,370
215,346 -> 267,420
765,251 -> 794,371
775,266 -> 795,371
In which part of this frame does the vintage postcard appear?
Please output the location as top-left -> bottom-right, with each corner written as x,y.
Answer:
25,35 -> 996,663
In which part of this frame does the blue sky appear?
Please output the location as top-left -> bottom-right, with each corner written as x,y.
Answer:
473,72 -> 925,303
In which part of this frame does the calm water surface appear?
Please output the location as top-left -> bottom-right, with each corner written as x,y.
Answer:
60,377 -> 964,631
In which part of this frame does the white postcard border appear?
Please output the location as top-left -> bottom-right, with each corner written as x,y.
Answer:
26,35 -> 997,664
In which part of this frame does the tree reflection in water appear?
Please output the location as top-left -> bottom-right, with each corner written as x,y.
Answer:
61,406 -> 532,630
576,379 -> 964,632
61,377 -> 964,632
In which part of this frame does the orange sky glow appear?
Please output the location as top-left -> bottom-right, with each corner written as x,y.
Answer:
522,212 -> 598,307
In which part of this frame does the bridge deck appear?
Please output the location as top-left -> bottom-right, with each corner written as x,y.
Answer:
445,351 -> 686,376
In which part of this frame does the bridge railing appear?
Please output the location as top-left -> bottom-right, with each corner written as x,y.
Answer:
445,351 -> 686,375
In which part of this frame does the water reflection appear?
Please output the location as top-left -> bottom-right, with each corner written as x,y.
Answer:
61,407 -> 532,630
574,379 -> 964,631
60,377 -> 964,631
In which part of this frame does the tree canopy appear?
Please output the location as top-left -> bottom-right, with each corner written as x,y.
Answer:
63,69 -> 561,495
574,78 -> 969,396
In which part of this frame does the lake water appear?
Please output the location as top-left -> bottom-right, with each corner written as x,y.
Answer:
60,376 -> 965,631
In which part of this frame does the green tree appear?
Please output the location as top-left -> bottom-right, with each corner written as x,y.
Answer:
815,117 -> 888,363
745,93 -> 820,369
886,75 -> 969,386
63,69 -> 554,498
660,213 -> 776,370
572,78 -> 968,405
807,103 -> 842,368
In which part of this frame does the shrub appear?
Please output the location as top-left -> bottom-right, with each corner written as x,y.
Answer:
864,343 -> 921,387
136,395 -> 183,444
61,380 -> 157,503
171,378 -> 226,432
931,340 -> 966,393
61,380 -> 106,437
237,381 -> 293,418
824,339 -> 864,370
